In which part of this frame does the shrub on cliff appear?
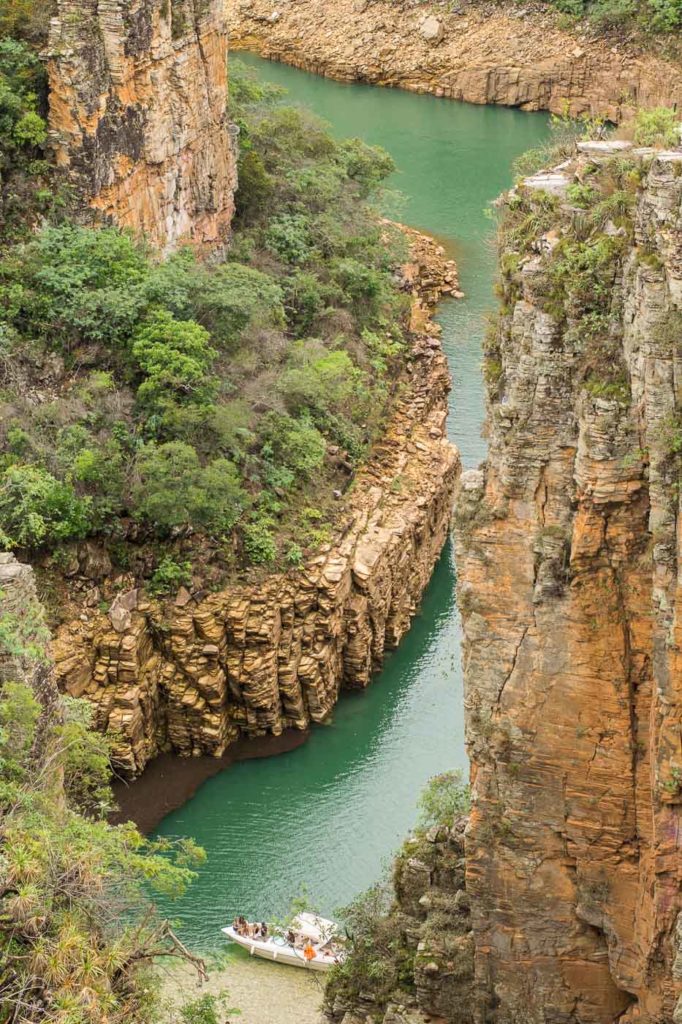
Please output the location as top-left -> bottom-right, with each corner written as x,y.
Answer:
0,463 -> 91,550
633,106 -> 679,147
0,676 -> 208,1023
542,0 -> 681,34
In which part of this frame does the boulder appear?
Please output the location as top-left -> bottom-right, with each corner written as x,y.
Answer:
419,15 -> 443,45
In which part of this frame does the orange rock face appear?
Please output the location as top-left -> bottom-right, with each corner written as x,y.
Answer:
229,0 -> 682,122
46,0 -> 237,252
454,146 -> 682,1021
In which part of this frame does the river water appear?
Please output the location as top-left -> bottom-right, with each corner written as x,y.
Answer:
152,54 -> 549,951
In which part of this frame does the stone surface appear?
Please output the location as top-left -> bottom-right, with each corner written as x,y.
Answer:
47,0 -> 237,253
228,0 -> 682,122
326,818 -> 474,1024
454,146 -> 682,1021
51,231 -> 461,776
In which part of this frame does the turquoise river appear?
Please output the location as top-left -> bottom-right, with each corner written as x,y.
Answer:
152,53 -> 549,950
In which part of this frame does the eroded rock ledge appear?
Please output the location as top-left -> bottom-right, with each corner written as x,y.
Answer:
229,0 -> 682,122
52,232 -> 461,776
47,0 -> 237,252
454,141 -> 682,1021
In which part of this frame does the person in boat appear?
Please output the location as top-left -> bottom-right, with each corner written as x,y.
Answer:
260,922 -> 268,939
233,916 -> 247,936
285,928 -> 296,946
252,922 -> 263,939
303,941 -> 316,962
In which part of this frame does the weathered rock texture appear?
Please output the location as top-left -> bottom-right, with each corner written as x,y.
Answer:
326,817 -> 474,1024
52,234 -> 461,775
454,141 -> 682,1021
47,0 -> 237,252
229,0 -> 682,122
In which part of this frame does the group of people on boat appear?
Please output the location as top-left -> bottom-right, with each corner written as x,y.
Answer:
232,916 -> 269,940
231,916 -> 320,961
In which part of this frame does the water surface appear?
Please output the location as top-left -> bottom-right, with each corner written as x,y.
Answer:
153,56 -> 549,949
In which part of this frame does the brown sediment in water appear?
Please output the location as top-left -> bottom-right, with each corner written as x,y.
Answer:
112,729 -> 310,833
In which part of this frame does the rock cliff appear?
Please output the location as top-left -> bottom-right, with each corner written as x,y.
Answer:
454,140 -> 682,1021
46,0 -> 237,252
229,0 -> 682,122
326,817 -> 474,1024
51,233 -> 461,775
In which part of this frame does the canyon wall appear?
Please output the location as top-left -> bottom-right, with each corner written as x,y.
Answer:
454,142 -> 682,1021
229,0 -> 682,122
46,0 -> 237,252
51,237 -> 461,776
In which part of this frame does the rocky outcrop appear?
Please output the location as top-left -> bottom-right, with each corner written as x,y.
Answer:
229,0 -> 682,122
325,817 -> 475,1024
454,141 -> 682,1021
46,0 -> 237,252
52,234 -> 461,775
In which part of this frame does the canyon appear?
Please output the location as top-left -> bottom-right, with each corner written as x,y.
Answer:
2,2 -> 682,1021
229,0 -> 682,122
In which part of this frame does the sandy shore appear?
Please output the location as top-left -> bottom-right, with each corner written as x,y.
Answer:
158,947 -> 324,1024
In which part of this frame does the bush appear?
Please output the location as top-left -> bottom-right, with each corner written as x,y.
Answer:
633,106 -> 679,148
133,442 -> 247,535
149,556 -> 193,596
1,224 -> 149,350
0,679 -> 206,1023
417,770 -> 471,830
0,463 -> 91,549
133,309 -> 218,414
243,517 -> 277,564
260,413 -> 326,479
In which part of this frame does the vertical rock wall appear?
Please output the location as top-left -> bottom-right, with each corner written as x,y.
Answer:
454,143 -> 682,1021
46,0 -> 237,252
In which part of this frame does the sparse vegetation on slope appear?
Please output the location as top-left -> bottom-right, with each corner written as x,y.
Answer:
0,58 -> 411,597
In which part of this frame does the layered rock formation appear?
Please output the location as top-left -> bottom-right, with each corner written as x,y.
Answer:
454,141 -> 682,1021
52,235 -> 461,775
47,0 -> 237,252
229,0 -> 682,122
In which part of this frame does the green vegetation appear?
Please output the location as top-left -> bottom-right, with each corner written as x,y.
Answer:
326,771 -> 470,1016
0,59 -> 409,589
633,106 -> 680,147
0,619 -> 212,1023
498,148 -> 647,405
417,769 -> 471,828
539,0 -> 681,34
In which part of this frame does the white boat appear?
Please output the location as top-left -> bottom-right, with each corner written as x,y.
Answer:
222,912 -> 345,973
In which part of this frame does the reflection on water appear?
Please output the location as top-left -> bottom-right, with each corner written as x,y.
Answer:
152,54 -> 549,950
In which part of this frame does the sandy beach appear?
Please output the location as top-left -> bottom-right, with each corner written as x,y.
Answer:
158,947 -> 325,1024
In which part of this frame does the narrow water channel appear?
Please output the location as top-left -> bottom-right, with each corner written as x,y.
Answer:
151,55 -> 549,950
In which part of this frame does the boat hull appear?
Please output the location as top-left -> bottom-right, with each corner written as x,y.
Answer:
222,927 -> 334,972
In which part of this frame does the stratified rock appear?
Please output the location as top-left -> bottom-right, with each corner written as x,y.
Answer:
51,231 -> 461,777
454,145 -> 682,1021
228,0 -> 682,122
46,0 -> 237,253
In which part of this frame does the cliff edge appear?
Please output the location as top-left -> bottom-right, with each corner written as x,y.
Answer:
454,138 -> 682,1021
